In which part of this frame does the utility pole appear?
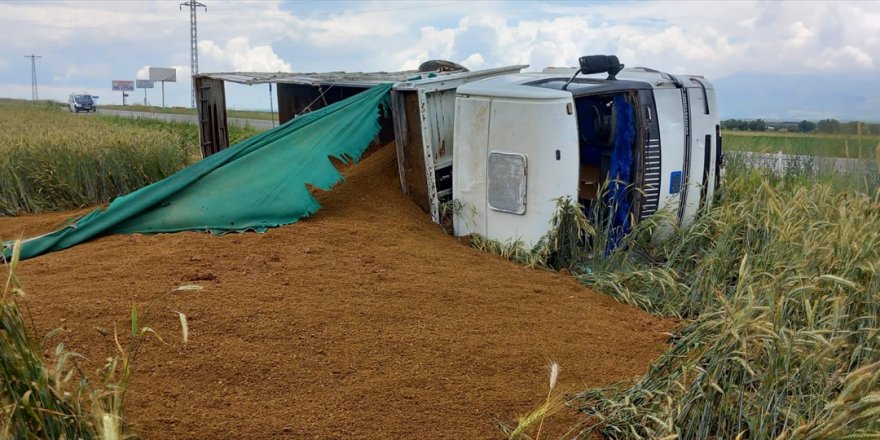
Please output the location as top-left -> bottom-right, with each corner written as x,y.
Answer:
180,1 -> 206,108
269,83 -> 276,128
24,53 -> 41,103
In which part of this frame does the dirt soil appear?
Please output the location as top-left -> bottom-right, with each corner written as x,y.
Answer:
0,145 -> 673,439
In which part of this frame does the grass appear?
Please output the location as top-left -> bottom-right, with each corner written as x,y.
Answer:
472,158 -> 880,439
723,130 -> 880,160
0,100 -> 258,216
578,162 -> 880,438
574,180 -> 880,437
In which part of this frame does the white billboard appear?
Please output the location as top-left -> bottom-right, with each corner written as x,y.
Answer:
136,79 -> 154,89
148,67 -> 177,82
111,80 -> 135,91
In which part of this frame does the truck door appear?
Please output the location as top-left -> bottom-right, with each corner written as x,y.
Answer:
484,96 -> 579,248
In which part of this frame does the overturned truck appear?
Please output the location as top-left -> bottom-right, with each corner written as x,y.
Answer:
195,56 -> 722,247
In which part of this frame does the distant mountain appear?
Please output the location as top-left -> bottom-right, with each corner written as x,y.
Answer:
712,71 -> 880,122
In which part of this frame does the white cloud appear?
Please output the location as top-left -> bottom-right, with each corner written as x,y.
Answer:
424,2 -> 873,77
0,0 -> 878,112
840,46 -> 874,68
0,1 -> 176,49
807,45 -> 874,69
787,21 -> 814,47
737,17 -> 758,31
393,26 -> 459,70
174,65 -> 192,81
4,0 -> 878,78
294,11 -> 409,47
51,63 -> 112,82
0,82 -> 99,103
136,65 -> 150,80
461,53 -> 485,70
200,37 -> 291,72
382,12 -> 748,76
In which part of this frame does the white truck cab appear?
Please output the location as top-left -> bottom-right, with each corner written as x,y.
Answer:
192,57 -> 721,248
450,56 -> 722,247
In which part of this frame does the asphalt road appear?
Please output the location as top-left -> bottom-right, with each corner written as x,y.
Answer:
727,150 -> 873,175
97,108 -> 276,131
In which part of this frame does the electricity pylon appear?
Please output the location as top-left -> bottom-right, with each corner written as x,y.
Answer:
24,53 -> 41,103
180,1 -> 206,108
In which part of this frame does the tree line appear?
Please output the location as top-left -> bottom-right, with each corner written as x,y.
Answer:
721,119 -> 880,135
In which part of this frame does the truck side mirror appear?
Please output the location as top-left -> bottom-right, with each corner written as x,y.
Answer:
563,55 -> 625,90
578,55 -> 624,80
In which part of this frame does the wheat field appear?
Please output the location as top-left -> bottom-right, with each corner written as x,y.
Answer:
0,100 -> 257,216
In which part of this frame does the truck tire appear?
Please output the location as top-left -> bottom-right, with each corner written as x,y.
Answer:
418,60 -> 468,73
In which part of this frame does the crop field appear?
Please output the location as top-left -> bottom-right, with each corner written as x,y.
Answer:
0,100 -> 257,216
569,161 -> 880,438
723,129 -> 880,160
100,104 -> 278,121
1,107 -> 878,438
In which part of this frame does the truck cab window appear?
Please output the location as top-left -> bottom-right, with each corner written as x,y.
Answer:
575,94 -> 637,197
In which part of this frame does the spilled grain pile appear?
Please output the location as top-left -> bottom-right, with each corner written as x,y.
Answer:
0,145 -> 672,439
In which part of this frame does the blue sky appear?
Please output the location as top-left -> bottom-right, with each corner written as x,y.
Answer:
1,0 -> 878,120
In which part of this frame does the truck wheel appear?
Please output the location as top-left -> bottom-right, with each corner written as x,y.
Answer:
418,60 -> 468,73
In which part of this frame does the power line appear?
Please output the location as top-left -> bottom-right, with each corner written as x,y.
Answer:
24,53 -> 41,103
180,1 -> 206,108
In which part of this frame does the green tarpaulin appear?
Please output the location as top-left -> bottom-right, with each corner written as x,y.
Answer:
4,83 -> 393,261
